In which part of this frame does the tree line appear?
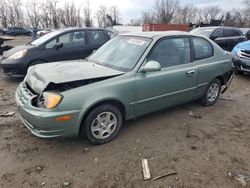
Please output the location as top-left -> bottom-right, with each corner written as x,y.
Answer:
0,0 -> 249,29
0,0 -> 121,29
137,0 -> 250,27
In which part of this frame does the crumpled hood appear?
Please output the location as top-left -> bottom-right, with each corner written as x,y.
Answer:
3,45 -> 33,58
235,41 -> 250,50
25,61 -> 124,94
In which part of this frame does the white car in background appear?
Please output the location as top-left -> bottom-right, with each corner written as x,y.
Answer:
37,29 -> 53,36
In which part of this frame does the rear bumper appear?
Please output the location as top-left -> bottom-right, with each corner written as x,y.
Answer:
16,83 -> 81,138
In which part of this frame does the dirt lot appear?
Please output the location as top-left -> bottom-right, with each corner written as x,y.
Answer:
0,36 -> 250,188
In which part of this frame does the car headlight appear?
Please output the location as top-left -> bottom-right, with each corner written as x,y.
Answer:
38,92 -> 63,109
8,49 -> 27,59
236,50 -> 243,58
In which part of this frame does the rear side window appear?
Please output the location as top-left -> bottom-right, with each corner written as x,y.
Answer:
223,29 -> 233,37
192,37 -> 213,60
232,29 -> 242,36
212,29 -> 223,38
87,30 -> 106,45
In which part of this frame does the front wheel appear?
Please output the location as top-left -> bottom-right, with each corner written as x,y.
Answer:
200,78 -> 221,106
83,104 -> 123,145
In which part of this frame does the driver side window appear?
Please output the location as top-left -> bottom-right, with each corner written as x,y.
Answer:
45,38 -> 57,49
147,37 -> 190,68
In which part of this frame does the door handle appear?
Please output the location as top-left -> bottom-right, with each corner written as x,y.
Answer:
186,70 -> 195,77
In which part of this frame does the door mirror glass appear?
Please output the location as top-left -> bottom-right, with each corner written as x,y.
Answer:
54,42 -> 63,49
140,61 -> 161,73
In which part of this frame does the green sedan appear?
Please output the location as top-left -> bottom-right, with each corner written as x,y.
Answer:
16,31 -> 233,145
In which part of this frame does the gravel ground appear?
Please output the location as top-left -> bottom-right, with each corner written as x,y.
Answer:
0,36 -> 250,188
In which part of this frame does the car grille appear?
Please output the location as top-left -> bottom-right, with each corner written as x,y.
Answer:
240,50 -> 250,59
242,64 -> 250,70
17,82 -> 37,106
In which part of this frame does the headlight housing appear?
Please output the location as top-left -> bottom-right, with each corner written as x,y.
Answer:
38,92 -> 63,109
8,49 -> 27,59
236,49 -> 243,58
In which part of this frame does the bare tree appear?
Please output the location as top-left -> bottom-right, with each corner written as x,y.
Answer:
26,0 -> 40,28
96,5 -> 108,27
197,6 -> 221,23
110,6 -> 120,25
154,0 -> 180,23
0,0 -> 8,28
224,9 -> 247,27
141,10 -> 155,24
83,0 -> 92,27
174,5 -> 198,24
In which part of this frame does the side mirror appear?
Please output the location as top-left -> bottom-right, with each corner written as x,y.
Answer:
140,61 -> 161,73
54,42 -> 63,49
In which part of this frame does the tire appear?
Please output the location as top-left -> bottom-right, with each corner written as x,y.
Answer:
200,78 -> 221,106
83,104 -> 123,145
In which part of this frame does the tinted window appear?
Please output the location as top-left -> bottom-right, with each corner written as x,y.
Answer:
192,37 -> 213,60
212,29 -> 223,38
59,31 -> 86,48
232,29 -> 242,36
223,29 -> 233,37
148,38 -> 190,68
31,30 -> 63,46
87,30 -> 106,45
45,38 -> 57,49
107,31 -> 116,39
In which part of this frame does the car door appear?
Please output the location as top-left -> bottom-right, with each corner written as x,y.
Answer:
212,28 -> 226,49
135,37 -> 198,116
42,30 -> 88,62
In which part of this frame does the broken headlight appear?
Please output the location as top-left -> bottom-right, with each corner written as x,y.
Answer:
38,92 -> 63,109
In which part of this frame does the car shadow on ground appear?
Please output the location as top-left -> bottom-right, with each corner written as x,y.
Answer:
28,101 -> 199,150
1,74 -> 24,83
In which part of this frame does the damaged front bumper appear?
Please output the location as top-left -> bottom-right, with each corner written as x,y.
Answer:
15,82 -> 81,138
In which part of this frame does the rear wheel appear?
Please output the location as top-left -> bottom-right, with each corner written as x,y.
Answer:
200,78 -> 221,106
82,104 -> 123,145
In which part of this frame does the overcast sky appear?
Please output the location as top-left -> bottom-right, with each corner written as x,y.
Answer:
31,0 -> 245,23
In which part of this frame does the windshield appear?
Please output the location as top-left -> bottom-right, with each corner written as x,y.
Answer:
88,36 -> 151,72
31,30 -> 62,46
190,28 -> 215,37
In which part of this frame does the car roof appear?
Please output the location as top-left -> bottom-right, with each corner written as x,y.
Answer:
120,31 -> 190,39
58,27 -> 108,32
195,26 -> 241,30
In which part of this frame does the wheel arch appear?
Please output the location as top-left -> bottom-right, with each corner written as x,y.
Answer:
26,59 -> 48,71
78,99 -> 127,135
